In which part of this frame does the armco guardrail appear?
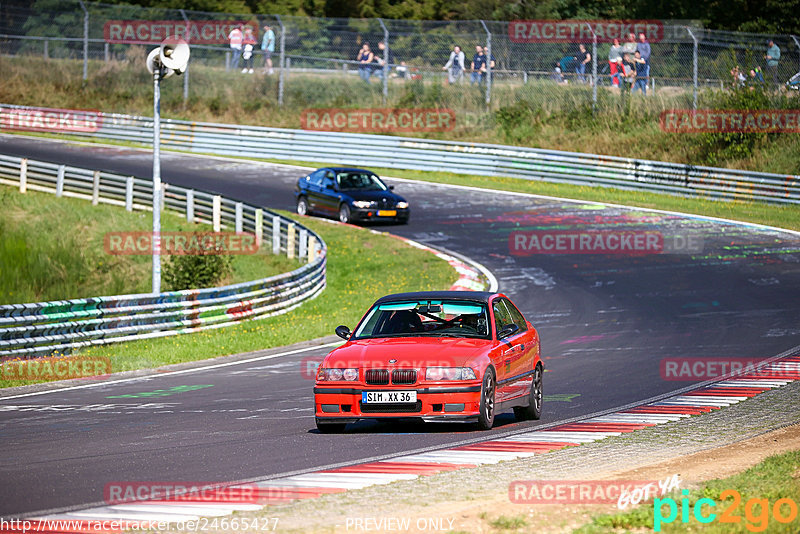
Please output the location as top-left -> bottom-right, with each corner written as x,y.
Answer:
1,104 -> 797,205
0,153 -> 326,359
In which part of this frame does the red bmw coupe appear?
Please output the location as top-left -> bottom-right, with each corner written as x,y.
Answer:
314,291 -> 542,432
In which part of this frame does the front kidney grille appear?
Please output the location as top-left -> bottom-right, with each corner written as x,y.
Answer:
365,369 -> 390,385
391,369 -> 417,385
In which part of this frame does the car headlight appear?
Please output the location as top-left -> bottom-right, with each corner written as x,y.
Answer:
352,201 -> 375,209
317,368 -> 360,381
425,367 -> 477,381
396,201 -> 409,209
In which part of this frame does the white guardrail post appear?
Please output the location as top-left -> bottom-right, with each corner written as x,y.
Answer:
272,215 -> 281,254
19,158 -> 27,193
186,189 -> 194,222
125,176 -> 134,211
0,152 -> 327,359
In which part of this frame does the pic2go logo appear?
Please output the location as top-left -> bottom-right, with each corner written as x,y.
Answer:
654,489 -> 799,532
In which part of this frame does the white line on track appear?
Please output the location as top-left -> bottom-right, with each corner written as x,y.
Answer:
0,341 -> 341,400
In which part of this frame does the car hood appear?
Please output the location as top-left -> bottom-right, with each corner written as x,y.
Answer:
324,337 -> 492,369
344,190 -> 406,203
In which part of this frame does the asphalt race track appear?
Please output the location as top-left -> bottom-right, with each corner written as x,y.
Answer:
2,135 -> 800,517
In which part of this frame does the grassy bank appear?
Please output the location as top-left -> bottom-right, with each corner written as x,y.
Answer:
0,186 -> 301,304
576,449 -> 800,533
0,214 -> 458,388
2,54 -> 798,174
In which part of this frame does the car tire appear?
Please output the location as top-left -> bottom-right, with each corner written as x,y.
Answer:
514,364 -> 543,421
338,204 -> 351,224
316,420 -> 347,433
296,196 -> 309,216
477,367 -> 496,430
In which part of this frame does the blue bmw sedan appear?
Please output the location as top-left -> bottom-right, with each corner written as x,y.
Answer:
295,167 -> 410,224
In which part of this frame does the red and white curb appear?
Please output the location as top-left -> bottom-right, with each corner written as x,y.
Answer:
13,356 -> 799,532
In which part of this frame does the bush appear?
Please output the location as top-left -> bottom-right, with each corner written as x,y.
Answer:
163,252 -> 232,291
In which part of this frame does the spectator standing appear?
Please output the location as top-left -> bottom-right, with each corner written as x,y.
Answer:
470,45 -> 486,84
765,39 -> 780,86
576,43 -> 591,84
637,32 -> 651,79
228,24 -> 243,71
443,45 -> 465,84
608,38 -> 623,87
373,41 -> 392,81
622,33 -> 637,58
261,24 -> 275,75
632,51 -> 647,94
357,43 -> 374,83
621,53 -> 636,91
241,27 -> 257,73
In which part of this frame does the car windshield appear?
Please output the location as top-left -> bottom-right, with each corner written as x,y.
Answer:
353,300 -> 491,339
336,172 -> 387,191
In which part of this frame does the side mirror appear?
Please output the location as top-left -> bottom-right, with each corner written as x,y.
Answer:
498,323 -> 519,340
325,182 -> 335,189
388,185 -> 395,190
335,325 -> 351,340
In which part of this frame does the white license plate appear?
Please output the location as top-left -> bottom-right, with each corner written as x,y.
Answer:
362,391 -> 417,404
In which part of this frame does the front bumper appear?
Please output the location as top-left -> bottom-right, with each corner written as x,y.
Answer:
314,384 -> 481,422
349,207 -> 410,223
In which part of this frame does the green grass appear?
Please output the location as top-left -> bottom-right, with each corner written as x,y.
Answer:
0,186 -> 301,304
487,514 -> 529,531
2,54 -> 798,174
574,449 -> 800,533
0,214 -> 457,388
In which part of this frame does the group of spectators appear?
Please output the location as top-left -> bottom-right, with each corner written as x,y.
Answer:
357,41 -> 407,82
441,45 -> 496,85
550,32 -> 651,94
730,39 -> 782,89
227,23 -> 275,74
355,42 -> 495,86
228,26 -> 789,94
607,32 -> 650,93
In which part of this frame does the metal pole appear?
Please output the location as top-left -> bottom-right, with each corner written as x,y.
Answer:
79,0 -> 88,80
378,18 -> 388,104
585,22 -> 597,112
152,69 -> 162,294
276,15 -> 285,106
480,20 -> 491,105
180,9 -> 190,102
687,27 -> 698,110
